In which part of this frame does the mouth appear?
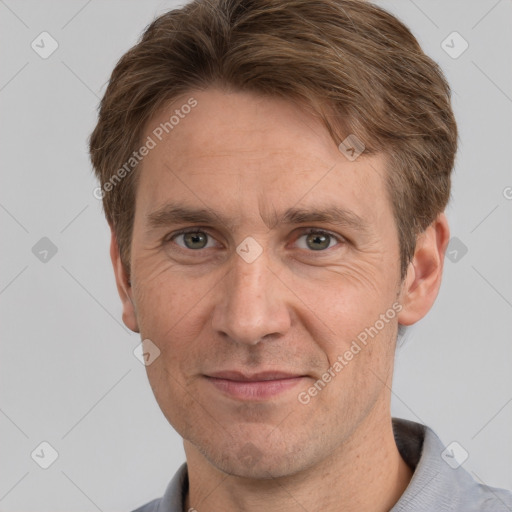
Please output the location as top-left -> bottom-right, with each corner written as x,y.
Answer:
204,371 -> 308,401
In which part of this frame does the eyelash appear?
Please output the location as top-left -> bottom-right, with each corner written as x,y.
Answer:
165,227 -> 346,253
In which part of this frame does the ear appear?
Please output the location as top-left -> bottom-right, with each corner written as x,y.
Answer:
109,227 -> 139,333
397,212 -> 450,326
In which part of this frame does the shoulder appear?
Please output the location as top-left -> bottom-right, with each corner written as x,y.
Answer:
129,462 -> 188,512
465,482 -> 512,511
391,418 -> 512,511
131,498 -> 161,512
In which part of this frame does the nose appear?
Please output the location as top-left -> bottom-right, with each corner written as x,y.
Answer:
210,249 -> 291,345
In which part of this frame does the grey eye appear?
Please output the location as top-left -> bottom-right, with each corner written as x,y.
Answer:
176,231 -> 211,249
306,232 -> 331,250
295,232 -> 338,251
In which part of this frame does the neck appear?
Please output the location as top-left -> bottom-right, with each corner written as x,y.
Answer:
183,412 -> 413,512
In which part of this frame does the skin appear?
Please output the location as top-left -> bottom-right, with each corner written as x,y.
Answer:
110,87 -> 450,512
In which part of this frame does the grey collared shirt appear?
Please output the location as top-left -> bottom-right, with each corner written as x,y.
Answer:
132,418 -> 512,512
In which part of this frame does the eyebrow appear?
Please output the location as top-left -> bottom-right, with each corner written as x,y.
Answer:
146,202 -> 371,234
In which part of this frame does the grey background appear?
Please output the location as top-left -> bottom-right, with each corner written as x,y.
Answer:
0,0 -> 511,510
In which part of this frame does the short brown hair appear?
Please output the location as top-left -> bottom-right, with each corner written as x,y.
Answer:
89,0 -> 457,281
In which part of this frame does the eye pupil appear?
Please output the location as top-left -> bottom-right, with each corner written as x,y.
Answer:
184,232 -> 207,249
306,233 -> 330,250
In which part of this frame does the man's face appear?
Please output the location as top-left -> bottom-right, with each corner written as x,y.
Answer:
124,88 -> 406,477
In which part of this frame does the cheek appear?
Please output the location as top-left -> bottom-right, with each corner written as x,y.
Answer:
132,262 -> 216,381
144,358 -> 202,439
132,254 -> 210,334
296,266 -> 399,395
279,259 -> 394,344
311,319 -> 398,420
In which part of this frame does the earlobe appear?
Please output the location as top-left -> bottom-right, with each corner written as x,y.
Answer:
109,227 -> 140,333
397,213 -> 450,326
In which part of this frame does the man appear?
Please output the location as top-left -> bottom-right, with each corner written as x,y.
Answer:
89,0 -> 512,510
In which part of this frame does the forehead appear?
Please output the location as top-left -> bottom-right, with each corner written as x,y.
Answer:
136,88 -> 391,229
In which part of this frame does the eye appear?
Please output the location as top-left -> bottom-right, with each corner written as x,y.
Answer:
165,227 -> 344,254
294,229 -> 343,251
170,229 -> 217,250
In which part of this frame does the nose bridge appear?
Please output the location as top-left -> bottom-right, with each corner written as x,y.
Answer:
211,248 -> 290,345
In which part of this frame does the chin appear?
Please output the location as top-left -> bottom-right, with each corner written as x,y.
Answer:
199,440 -> 312,480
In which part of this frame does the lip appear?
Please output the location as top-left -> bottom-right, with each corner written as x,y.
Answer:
204,371 -> 307,401
207,370 -> 304,381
